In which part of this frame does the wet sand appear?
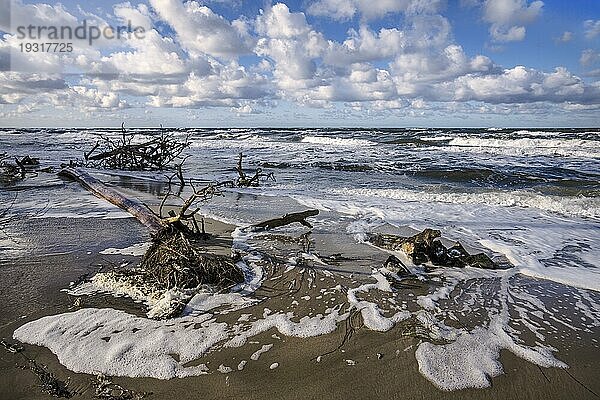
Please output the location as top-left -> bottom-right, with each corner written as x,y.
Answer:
1,172 -> 599,400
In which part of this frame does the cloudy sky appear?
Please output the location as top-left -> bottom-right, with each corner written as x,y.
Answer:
0,0 -> 599,127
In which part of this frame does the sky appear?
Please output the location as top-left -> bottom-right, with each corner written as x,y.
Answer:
0,0 -> 599,127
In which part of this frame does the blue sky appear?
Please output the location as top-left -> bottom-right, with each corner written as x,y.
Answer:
1,0 -> 600,127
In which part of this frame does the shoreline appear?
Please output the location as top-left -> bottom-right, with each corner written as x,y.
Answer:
0,154 -> 598,399
1,209 -> 599,399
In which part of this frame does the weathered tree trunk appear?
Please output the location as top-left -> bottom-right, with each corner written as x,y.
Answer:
58,167 -> 164,233
253,209 -> 319,231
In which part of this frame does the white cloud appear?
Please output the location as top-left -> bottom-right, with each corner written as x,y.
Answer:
0,71 -> 128,110
557,31 -> 573,43
307,0 -> 445,21
580,49 -> 600,67
97,29 -> 188,76
482,0 -> 543,42
149,0 -> 252,59
584,19 -> 600,40
323,25 -> 408,66
147,62 -> 271,108
0,0 -> 599,120
448,66 -> 595,104
255,3 -> 326,87
0,72 -> 66,104
0,0 -> 78,33
113,2 -> 153,32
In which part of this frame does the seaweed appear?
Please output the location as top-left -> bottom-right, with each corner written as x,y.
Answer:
19,360 -> 72,398
92,374 -> 151,400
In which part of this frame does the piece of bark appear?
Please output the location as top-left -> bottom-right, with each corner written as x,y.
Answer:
252,209 -> 319,231
58,167 -> 164,233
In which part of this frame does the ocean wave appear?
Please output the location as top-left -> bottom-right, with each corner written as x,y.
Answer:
447,137 -> 600,158
301,135 -> 377,147
329,187 -> 600,219
420,135 -> 455,142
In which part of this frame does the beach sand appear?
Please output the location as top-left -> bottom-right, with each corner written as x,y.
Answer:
1,211 -> 599,399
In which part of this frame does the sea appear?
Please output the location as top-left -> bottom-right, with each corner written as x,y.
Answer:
2,127 -> 599,290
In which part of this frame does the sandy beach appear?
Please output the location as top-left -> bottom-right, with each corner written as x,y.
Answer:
1,167 -> 599,399
2,0 -> 600,396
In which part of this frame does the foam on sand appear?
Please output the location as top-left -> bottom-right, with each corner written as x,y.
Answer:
415,275 -> 567,391
346,271 -> 410,332
13,308 -> 223,379
13,305 -> 352,379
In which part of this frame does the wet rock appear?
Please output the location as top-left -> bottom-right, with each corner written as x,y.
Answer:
383,255 -> 412,276
368,228 -> 507,270
463,253 -> 499,269
367,233 -> 406,251
445,242 -> 470,268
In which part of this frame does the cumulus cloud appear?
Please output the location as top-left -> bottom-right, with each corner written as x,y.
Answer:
482,0 -> 543,42
323,25 -> 408,66
556,31 -> 573,43
307,0 -> 445,21
0,71 -> 128,110
147,62 -> 271,108
580,49 -> 600,67
255,3 -> 326,88
148,0 -> 252,59
0,0 -> 599,119
0,72 -> 66,104
584,20 -> 600,40
447,66 -> 597,104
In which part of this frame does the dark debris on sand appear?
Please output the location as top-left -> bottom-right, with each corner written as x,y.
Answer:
140,229 -> 245,290
369,228 -> 508,271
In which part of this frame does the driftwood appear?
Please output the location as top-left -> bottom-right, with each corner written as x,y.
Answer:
368,228 -> 505,270
140,230 -> 244,290
252,209 -> 319,231
1,154 -> 42,184
58,167 -> 164,233
60,166 -> 245,318
84,124 -> 189,171
235,152 -> 275,187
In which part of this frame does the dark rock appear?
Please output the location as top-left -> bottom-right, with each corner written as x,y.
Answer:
445,242 -> 470,268
428,239 -> 449,265
410,241 -> 430,265
463,253 -> 500,269
367,233 -> 406,251
368,228 -> 507,270
383,255 -> 412,276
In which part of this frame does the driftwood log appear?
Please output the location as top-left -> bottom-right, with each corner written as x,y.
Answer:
252,209 -> 319,231
84,124 -> 190,171
58,167 -> 164,233
59,166 -> 245,318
